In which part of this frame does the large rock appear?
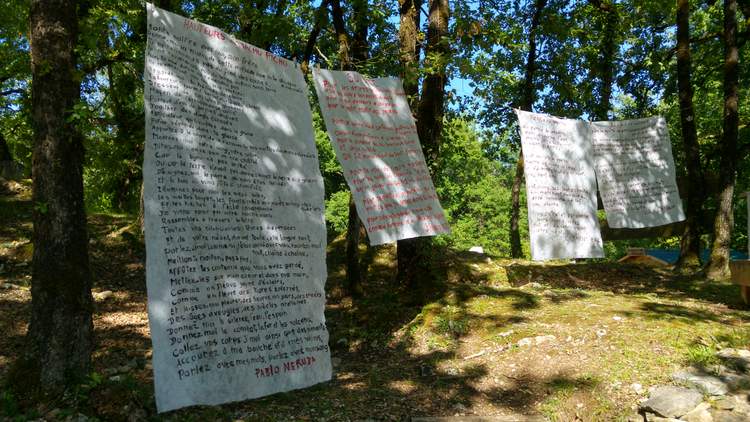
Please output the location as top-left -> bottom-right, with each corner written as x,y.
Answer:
709,410 -> 746,422
673,370 -> 729,396
716,349 -> 750,372
681,402 -> 712,422
639,386 -> 704,418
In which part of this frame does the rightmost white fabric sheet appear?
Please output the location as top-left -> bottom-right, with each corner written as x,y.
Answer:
590,116 -> 685,228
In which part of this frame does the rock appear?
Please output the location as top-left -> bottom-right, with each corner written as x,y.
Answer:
420,364 -> 434,377
713,396 -> 737,410
681,402 -> 712,422
336,338 -> 348,347
716,349 -> 750,372
720,372 -> 750,391
109,375 -> 122,382
632,383 -> 645,394
596,329 -> 607,338
673,370 -> 729,396
519,282 -> 543,289
640,386 -> 704,418
0,283 -> 22,290
613,315 -> 624,321
626,413 -> 645,422
93,290 -> 114,301
468,246 -> 484,254
517,335 -> 555,347
730,394 -> 750,415
331,357 -> 342,368
709,410 -> 746,422
643,413 -> 681,422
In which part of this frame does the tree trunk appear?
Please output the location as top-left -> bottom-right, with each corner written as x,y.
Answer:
396,0 -> 422,284
23,0 -> 93,391
509,0 -> 547,258
398,0 -> 422,103
674,0 -> 704,270
590,0 -> 617,121
330,0 -> 368,296
0,132 -> 12,162
706,0 -> 739,280
396,0 -> 449,286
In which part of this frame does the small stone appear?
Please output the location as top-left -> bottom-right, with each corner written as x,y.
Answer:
468,246 -> 484,254
102,367 -> 118,376
613,316 -> 624,321
517,337 -> 533,347
331,357 -> 342,368
498,330 -> 514,337
109,375 -> 122,382
681,402 -> 712,422
673,370 -> 729,396
520,282 -> 543,289
94,290 -> 114,301
535,335 -> 556,345
336,338 -> 348,347
632,383 -> 645,394
640,386 -> 704,418
596,329 -> 607,338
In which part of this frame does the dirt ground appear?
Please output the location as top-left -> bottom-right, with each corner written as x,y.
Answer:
2,180 -> 749,421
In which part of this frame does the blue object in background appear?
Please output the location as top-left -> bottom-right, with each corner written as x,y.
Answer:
646,249 -> 749,265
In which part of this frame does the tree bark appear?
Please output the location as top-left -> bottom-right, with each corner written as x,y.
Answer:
395,0 -> 423,283
509,0 -> 547,258
397,0 -> 450,285
706,0 -> 740,280
329,0 -> 368,296
0,131 -> 12,162
591,0 -> 617,121
398,0 -> 422,104
674,0 -> 705,270
300,0 -> 330,72
24,0 -> 93,391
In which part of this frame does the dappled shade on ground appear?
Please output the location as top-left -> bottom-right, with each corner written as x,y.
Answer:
1,180 -> 749,420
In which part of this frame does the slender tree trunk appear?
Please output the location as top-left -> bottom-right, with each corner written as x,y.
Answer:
509,0 -> 547,258
23,0 -> 93,391
300,0 -> 330,71
706,0 -> 740,280
674,0 -> 704,270
591,0 -> 617,121
330,0 -> 368,296
395,0 -> 422,284
398,0 -> 422,103
0,132 -> 12,162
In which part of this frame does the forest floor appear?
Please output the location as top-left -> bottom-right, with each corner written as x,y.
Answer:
1,179 -> 749,421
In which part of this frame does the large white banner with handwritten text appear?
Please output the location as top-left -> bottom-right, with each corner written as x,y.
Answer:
515,110 -> 604,260
312,69 -> 450,245
591,117 -> 685,228
144,4 -> 330,412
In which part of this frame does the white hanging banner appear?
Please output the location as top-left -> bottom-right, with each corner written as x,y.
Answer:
312,69 -> 450,245
591,116 -> 685,228
144,4 -> 330,412
515,110 -> 604,260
